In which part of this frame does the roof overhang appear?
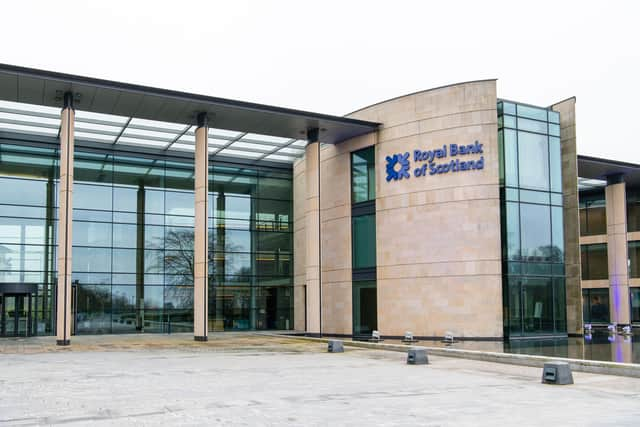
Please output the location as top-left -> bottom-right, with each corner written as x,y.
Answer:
0,63 -> 379,146
578,155 -> 640,189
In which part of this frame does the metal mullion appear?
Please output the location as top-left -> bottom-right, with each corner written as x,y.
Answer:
112,117 -> 132,146
254,138 -> 298,162
210,132 -> 248,156
163,125 -> 192,151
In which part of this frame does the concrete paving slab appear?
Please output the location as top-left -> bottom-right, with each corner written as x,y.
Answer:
0,334 -> 639,426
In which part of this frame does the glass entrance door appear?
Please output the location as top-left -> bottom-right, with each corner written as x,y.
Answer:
1,294 -> 32,337
352,281 -> 377,339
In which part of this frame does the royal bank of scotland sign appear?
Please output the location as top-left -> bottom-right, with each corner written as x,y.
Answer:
386,141 -> 484,182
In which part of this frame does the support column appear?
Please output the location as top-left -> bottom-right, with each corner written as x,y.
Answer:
305,128 -> 321,336
551,98 -> 582,335
605,174 -> 631,325
135,183 -> 145,331
56,92 -> 74,346
193,113 -> 209,341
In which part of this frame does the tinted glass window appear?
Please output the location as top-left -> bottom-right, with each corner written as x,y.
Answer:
351,147 -> 375,203
352,214 -> 377,269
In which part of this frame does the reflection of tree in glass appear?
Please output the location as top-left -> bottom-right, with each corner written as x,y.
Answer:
163,228 -> 195,309
521,245 -> 564,262
0,245 -> 12,280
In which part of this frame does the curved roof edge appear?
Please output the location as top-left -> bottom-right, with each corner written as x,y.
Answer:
344,78 -> 498,117
550,96 -> 577,107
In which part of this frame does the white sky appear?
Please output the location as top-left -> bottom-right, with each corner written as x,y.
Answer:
1,0 -> 638,162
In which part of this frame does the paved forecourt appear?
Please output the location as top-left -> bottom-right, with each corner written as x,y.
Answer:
0,333 -> 639,426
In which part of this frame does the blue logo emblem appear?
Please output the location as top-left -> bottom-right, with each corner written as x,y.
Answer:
385,152 -> 411,182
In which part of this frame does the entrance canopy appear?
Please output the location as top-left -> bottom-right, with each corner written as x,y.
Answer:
0,63 -> 379,164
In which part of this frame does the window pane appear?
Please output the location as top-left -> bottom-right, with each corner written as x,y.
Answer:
627,190 -> 640,233
73,221 -> 112,247
581,243 -> 608,280
0,177 -> 48,206
504,129 -> 518,187
113,186 -> 139,213
520,203 -> 551,261
517,104 -> 548,121
629,241 -> 640,278
73,247 -> 112,273
522,277 -> 554,333
583,288 -> 610,323
551,206 -> 564,263
352,147 -> 375,203
74,184 -> 113,211
505,201 -> 520,261
517,117 -> 548,134
518,131 -> 549,191
549,136 -> 562,193
352,214 -> 377,269
631,288 -> 640,323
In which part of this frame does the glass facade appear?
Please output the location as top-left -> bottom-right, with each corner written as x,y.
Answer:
350,146 -> 377,338
498,101 -> 567,337
579,191 -> 607,236
0,138 -> 293,335
581,244 -> 609,280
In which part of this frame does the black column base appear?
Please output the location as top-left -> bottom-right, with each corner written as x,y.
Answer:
194,336 -> 208,342
56,339 -> 70,346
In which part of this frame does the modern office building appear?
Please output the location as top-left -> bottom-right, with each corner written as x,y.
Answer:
0,64 -> 634,343
578,156 -> 640,328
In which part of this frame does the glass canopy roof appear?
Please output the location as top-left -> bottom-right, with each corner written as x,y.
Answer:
0,100 -> 308,164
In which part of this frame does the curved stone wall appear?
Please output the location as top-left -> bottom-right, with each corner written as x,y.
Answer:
295,80 -> 503,338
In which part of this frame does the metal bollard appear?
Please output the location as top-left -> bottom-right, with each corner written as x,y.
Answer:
327,340 -> 344,353
406,348 -> 429,365
541,361 -> 573,385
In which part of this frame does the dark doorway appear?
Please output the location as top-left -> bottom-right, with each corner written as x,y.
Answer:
0,293 -> 32,337
352,281 -> 377,339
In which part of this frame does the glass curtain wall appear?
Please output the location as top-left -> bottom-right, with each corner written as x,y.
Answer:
208,166 -> 293,331
351,147 -> 377,338
0,142 -> 58,336
498,101 -> 567,337
0,137 -> 293,335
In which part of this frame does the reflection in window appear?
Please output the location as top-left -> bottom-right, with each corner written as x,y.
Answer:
518,132 -> 549,191
581,244 -> 608,280
579,191 -> 606,236
351,147 -> 375,203
0,140 -> 293,334
582,288 -> 610,324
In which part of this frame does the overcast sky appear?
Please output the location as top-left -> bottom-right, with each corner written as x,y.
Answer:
1,1 -> 638,162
